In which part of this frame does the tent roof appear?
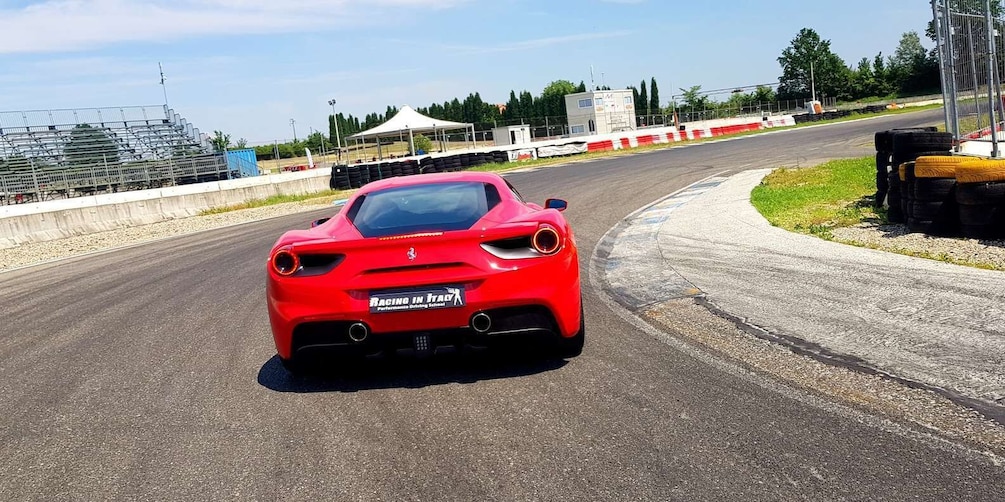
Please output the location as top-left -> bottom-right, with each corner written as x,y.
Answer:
347,105 -> 471,139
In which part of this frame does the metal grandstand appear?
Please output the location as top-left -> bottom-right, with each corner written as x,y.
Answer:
0,105 -> 236,205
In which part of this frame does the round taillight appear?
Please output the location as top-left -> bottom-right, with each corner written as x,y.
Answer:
532,226 -> 561,255
272,249 -> 299,276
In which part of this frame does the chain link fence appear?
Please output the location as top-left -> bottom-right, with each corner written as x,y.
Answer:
933,0 -> 1005,155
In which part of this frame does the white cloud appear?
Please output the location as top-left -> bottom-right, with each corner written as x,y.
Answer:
0,0 -> 464,53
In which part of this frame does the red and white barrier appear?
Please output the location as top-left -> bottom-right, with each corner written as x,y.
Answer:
580,114 -> 795,153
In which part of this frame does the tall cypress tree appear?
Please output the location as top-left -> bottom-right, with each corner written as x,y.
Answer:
649,77 -> 660,114
639,80 -> 649,116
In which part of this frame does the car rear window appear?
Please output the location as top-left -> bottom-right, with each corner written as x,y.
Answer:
348,182 -> 501,238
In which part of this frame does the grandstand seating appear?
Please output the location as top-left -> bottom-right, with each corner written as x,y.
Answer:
0,105 -> 233,204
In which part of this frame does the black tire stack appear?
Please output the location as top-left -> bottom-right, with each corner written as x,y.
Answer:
347,164 -> 365,188
875,128 -> 951,222
910,156 -> 964,236
492,151 -> 509,164
955,161 -> 1005,239
329,164 -> 352,190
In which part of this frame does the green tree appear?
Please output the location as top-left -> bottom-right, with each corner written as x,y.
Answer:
540,80 -> 578,117
889,31 -> 940,94
649,77 -> 660,114
64,124 -> 120,167
777,28 -> 850,100
235,138 -> 248,149
576,81 -> 587,93
679,85 -> 711,111
412,134 -> 433,154
638,79 -> 649,116
210,130 -> 231,153
872,52 -> 894,97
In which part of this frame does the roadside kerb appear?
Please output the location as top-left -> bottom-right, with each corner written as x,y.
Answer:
596,169 -> 1005,422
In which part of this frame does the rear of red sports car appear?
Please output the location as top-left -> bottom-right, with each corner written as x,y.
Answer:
266,172 -> 582,372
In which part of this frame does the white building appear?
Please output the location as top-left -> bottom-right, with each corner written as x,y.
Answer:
492,125 -> 532,146
564,89 -> 636,137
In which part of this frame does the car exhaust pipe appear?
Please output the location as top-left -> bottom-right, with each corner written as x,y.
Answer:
348,323 -> 369,343
470,312 -> 492,334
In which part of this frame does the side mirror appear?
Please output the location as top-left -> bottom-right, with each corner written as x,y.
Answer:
544,198 -> 568,212
311,217 -> 331,228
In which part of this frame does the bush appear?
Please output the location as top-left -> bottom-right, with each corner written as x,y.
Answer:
413,134 -> 433,154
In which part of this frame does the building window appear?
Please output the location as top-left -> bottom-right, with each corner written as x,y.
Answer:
624,96 -> 632,105
571,125 -> 586,134
589,119 -> 595,133
578,98 -> 593,108
595,98 -> 604,106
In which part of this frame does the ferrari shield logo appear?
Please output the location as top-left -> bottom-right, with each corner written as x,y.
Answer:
407,247 -> 416,261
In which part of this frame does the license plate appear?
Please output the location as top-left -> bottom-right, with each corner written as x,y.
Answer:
369,285 -> 466,314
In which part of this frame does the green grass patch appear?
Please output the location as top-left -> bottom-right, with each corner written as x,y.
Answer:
750,156 -> 881,239
199,189 -> 351,215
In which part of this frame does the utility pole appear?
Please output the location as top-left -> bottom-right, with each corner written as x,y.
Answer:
290,118 -> 297,142
810,60 -> 816,104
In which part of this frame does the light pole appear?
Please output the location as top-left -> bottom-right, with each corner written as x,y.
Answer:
809,60 -> 817,105
290,118 -> 297,142
328,99 -> 342,161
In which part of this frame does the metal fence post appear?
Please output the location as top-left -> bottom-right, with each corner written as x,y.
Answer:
933,0 -> 953,138
29,158 -> 40,201
986,0 -> 999,157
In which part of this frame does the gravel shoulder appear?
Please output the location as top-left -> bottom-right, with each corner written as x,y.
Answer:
0,199 -> 334,271
832,223 -> 1005,271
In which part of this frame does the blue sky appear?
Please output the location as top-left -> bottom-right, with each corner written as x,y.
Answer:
0,0 -> 932,144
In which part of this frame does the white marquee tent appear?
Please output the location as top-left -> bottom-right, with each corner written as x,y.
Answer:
346,105 -> 475,162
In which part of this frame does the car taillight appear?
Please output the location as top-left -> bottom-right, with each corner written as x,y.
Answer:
272,249 -> 300,276
532,225 -> 561,255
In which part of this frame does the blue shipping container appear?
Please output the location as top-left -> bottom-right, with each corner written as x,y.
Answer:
226,148 -> 259,177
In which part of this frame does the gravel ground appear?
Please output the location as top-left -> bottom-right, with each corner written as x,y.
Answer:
832,223 -> 1005,271
0,199 -> 334,271
644,299 -> 1005,459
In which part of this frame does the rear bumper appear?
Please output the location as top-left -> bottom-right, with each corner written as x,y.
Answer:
287,305 -> 564,360
267,254 -> 581,360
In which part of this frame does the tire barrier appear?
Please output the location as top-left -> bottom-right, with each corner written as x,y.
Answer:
873,127 -> 1005,239
874,128 -> 950,224
955,160 -> 1005,239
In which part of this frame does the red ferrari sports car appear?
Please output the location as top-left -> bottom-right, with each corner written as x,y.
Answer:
266,171 -> 583,373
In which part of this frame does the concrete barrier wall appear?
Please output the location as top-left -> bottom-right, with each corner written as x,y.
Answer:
0,167 -> 332,248
0,114 -> 795,249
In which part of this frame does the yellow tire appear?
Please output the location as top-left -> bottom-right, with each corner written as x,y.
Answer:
955,159 -> 1005,183
914,155 -> 970,178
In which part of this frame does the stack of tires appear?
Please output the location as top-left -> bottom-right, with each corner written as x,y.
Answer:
492,151 -> 509,164
874,128 -> 952,222
329,164 -> 352,190
909,156 -> 969,235
955,160 -> 1005,239
346,164 -> 366,188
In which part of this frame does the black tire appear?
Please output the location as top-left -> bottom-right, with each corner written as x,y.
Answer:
875,131 -> 893,152
906,218 -> 933,234
956,181 -> 1005,205
911,201 -> 944,221
914,178 -> 956,201
960,223 -> 994,239
892,131 -> 953,158
554,307 -> 585,358
958,204 -> 1002,226
887,173 -> 904,222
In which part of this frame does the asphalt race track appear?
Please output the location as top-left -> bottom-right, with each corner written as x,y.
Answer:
3,109 -> 1004,500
